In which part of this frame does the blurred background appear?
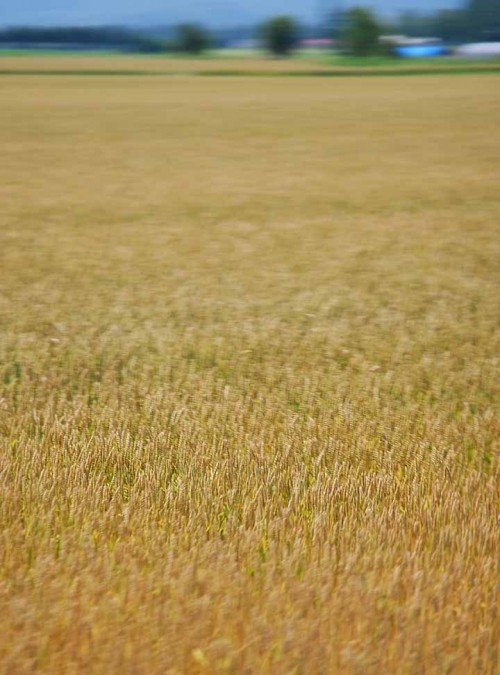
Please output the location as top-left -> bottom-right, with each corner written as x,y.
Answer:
1,0 -> 499,60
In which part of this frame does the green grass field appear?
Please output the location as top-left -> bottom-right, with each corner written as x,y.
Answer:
0,69 -> 499,673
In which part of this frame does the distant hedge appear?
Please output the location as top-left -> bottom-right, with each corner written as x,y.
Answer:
0,27 -> 167,53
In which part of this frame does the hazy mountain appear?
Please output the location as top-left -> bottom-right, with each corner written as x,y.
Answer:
1,0 -> 463,28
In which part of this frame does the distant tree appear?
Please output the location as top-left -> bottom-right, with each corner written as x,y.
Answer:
396,12 -> 435,38
434,10 -> 469,43
342,7 -> 381,57
176,24 -> 211,55
467,0 -> 500,41
0,26 -> 167,53
260,16 -> 299,57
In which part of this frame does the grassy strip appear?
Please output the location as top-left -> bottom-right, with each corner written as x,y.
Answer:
0,69 -> 155,76
197,66 -> 500,77
1,65 -> 500,77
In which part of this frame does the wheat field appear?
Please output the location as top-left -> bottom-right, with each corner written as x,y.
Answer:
0,72 -> 499,673
1,54 -> 499,75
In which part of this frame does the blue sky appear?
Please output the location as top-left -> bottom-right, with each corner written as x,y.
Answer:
1,0 -> 463,27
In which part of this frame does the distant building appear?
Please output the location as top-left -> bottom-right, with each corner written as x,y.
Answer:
380,36 -> 442,47
380,35 -> 447,58
455,43 -> 500,57
300,38 -> 335,49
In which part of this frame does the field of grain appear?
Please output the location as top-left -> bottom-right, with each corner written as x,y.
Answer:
0,53 -> 327,73
1,53 -> 500,75
0,72 -> 499,673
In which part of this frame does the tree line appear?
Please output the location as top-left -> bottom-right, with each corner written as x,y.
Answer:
0,0 -> 499,57
263,0 -> 500,57
0,27 -> 167,53
398,0 -> 500,44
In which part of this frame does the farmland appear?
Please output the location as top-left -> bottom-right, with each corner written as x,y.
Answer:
0,68 -> 499,673
1,52 -> 500,76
